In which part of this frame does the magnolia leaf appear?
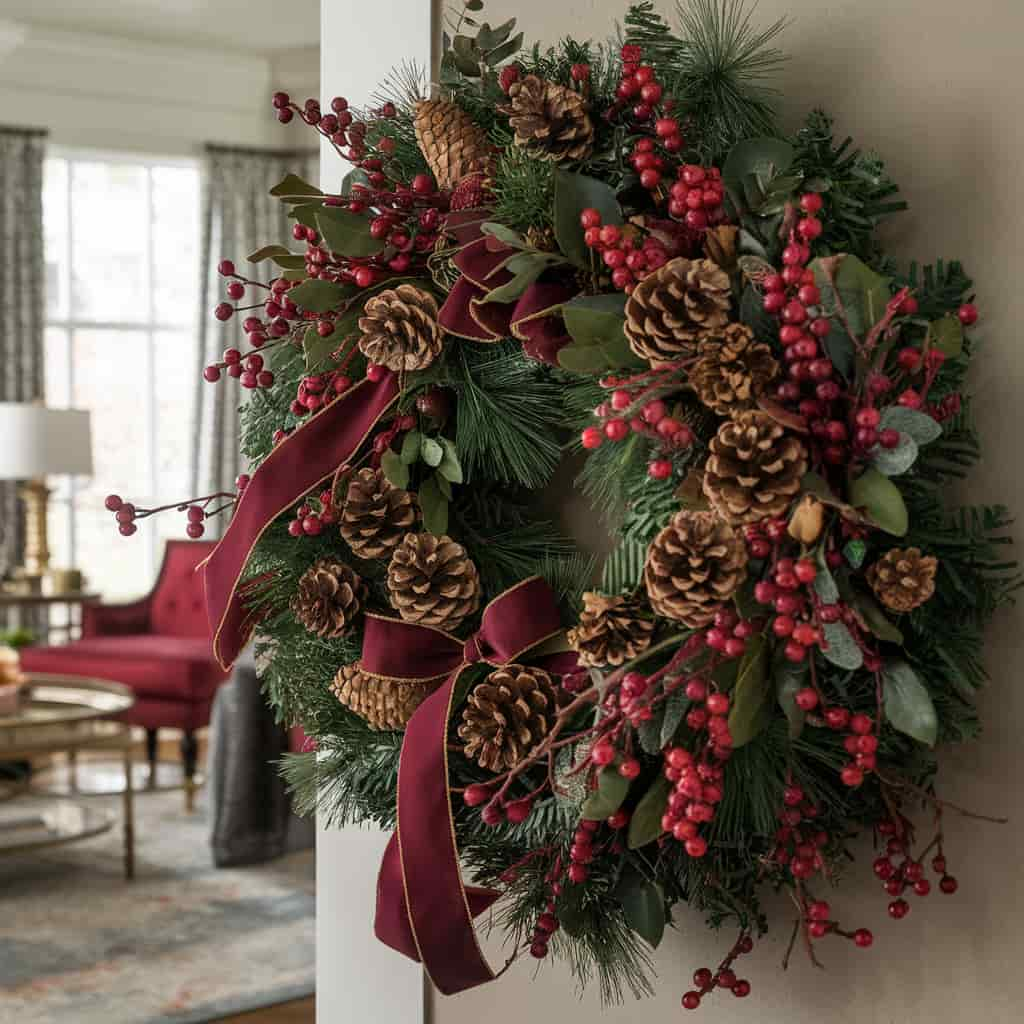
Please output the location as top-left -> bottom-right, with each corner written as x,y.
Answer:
289,203 -> 322,229
879,406 -> 942,447
727,634 -> 770,748
437,438 -> 464,484
821,620 -> 864,670
420,436 -> 444,468
660,688 -> 688,748
270,173 -> 323,198
722,137 -> 795,200
883,659 -> 938,746
581,766 -> 631,820
303,307 -> 357,371
775,660 -> 808,740
400,429 -> 422,465
436,474 -> 453,500
316,207 -> 382,258
637,704 -> 667,756
556,344 -> 611,374
928,314 -> 964,357
380,449 -> 409,489
562,292 -> 627,346
627,776 -> 671,850
553,169 -> 622,269
288,279 -> 351,314
853,590 -> 904,644
616,867 -> 665,948
849,467 -> 909,536
480,221 -> 527,248
418,474 -> 449,535
871,433 -> 919,476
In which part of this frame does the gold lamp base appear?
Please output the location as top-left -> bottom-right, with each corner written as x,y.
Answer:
16,478 -> 51,580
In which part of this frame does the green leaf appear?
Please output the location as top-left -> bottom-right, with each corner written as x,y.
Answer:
437,438 -> 463,484
340,167 -> 370,197
871,434 -> 918,476
316,207 -> 383,258
465,0 -> 483,9
774,660 -> 808,740
380,449 -> 409,489
556,344 -> 616,374
302,307 -> 358,371
627,776 -> 670,850
883,659 -> 938,746
418,474 -> 449,535
722,137 -> 795,200
928,314 -> 963,357
288,278 -> 352,314
476,17 -> 516,51
420,436 -> 444,468
843,539 -> 867,569
247,244 -> 301,267
660,688 -> 688,747
821,621 -> 864,670
879,406 -> 942,447
480,221 -> 527,247
270,173 -> 323,199
289,203 -> 322,230
601,537 -> 646,593
852,590 -> 904,644
849,467 -> 909,536
484,32 -> 524,66
481,261 -> 547,304
553,169 -> 622,269
727,634 -> 770,748
560,292 -> 644,371
451,35 -> 481,76
581,766 -> 631,820
400,430 -> 422,465
637,705 -> 666,756
813,549 -> 840,604
616,867 -> 665,948
436,473 -> 453,500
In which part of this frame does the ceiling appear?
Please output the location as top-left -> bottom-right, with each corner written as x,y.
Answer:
0,0 -> 320,53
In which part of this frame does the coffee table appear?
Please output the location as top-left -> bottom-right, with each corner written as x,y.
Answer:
0,674 -> 136,879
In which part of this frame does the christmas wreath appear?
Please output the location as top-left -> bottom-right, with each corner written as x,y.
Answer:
110,0 -> 1016,1011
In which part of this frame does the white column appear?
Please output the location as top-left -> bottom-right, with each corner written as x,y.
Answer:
316,3 -> 432,1022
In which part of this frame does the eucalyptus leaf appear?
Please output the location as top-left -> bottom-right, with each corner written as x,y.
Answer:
853,590 -> 904,644
581,766 -> 631,820
722,137 -> 795,201
481,261 -> 547,304
871,433 -> 919,476
484,32 -> 524,66
437,438 -> 464,484
821,620 -> 864,670
400,429 -> 422,465
843,539 -> 867,569
849,467 -> 909,536
420,436 -> 444,468
380,449 -> 409,489
879,406 -> 942,447
480,221 -> 527,248
418,474 -> 449,535
627,776 -> 671,850
247,244 -> 297,264
812,552 -> 840,604
553,169 -> 622,269
616,867 -> 665,948
727,634 -> 770,748
562,292 -> 627,346
775,660 -> 808,740
660,688 -> 688,748
883,659 -> 938,746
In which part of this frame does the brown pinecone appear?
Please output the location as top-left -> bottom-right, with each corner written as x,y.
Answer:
691,323 -> 779,416
644,510 -> 748,626
358,284 -> 442,373
503,75 -> 594,163
702,410 -> 808,525
331,662 -> 438,731
624,257 -> 731,365
339,468 -> 418,560
458,664 -> 559,772
867,547 -> 938,613
567,592 -> 655,669
414,99 -> 493,189
293,559 -> 365,639
387,532 -> 481,632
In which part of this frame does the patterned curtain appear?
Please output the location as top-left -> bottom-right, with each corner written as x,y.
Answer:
0,126 -> 46,577
191,144 -> 317,522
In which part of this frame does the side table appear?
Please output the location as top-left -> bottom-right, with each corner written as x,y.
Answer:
0,590 -> 101,645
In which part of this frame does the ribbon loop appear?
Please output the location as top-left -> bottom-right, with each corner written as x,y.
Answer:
462,633 -> 491,665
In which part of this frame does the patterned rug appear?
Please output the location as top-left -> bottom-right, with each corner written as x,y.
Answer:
0,785 -> 314,1023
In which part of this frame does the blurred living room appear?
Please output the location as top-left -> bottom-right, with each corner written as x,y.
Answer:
0,2 -> 322,1022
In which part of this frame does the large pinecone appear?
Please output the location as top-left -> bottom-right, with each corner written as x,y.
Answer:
867,547 -> 938,612
624,257 -> 731,365
387,533 -> 481,632
331,662 -> 438,731
503,75 -> 594,163
458,664 -> 559,772
691,323 -> 779,417
358,284 -> 442,372
293,559 -> 364,639
644,510 -> 748,627
414,99 -> 493,189
340,468 -> 418,560
703,410 -> 808,525
567,592 -> 655,669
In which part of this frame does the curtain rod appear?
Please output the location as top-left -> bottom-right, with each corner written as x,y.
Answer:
0,125 -> 49,138
204,142 -> 318,159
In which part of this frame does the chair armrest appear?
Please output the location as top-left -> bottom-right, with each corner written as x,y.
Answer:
82,597 -> 152,638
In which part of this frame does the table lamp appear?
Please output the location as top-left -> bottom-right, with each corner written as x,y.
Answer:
0,403 -> 93,580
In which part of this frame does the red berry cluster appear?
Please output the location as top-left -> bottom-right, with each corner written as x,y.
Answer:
614,46 -> 675,133
666,165 -> 726,231
566,818 -> 603,885
872,819 -> 959,919
766,783 -> 829,880
105,494 -> 138,537
106,483 -> 243,541
752,551 -> 823,663
799,893 -> 874,949
659,736 -> 726,860
528,901 -> 561,960
578,208 -> 669,293
290,370 -> 354,418
681,933 -> 755,1010
286,488 -> 337,539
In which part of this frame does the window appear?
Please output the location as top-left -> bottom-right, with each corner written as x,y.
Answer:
43,152 -> 201,600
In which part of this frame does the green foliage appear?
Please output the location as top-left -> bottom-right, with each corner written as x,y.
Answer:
490,145 -> 557,233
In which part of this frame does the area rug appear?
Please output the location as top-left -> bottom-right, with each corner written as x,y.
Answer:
0,786 -> 315,1023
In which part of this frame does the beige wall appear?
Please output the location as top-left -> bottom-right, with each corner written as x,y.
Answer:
431,2 -> 1024,1022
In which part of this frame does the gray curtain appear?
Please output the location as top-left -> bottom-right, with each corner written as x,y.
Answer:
191,144 -> 317,517
0,126 -> 46,578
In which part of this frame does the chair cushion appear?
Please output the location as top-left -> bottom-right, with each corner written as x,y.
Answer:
149,541 -> 217,638
20,636 -> 228,704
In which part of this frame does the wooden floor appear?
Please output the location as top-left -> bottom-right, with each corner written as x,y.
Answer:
216,996 -> 314,1023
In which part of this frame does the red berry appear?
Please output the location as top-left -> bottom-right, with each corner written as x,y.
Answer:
464,784 -> 490,807
529,940 -> 549,959
693,967 -> 713,990
682,992 -> 701,1010
104,494 -> 123,512
850,713 -> 873,735
580,207 -> 602,229
800,193 -> 823,214
581,426 -> 604,450
939,875 -> 959,894
853,928 -> 873,948
794,687 -> 819,710
648,459 -> 672,480
888,898 -> 910,919
957,303 -> 978,326
591,742 -> 616,766
684,836 -> 708,857
733,980 -> 751,998
794,559 -> 817,583
841,765 -> 864,788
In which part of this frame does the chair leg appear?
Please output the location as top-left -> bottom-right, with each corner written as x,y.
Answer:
145,728 -> 159,789
181,730 -> 198,812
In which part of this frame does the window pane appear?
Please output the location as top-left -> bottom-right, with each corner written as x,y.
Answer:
43,158 -> 68,320
70,162 -> 148,323
44,326 -> 71,408
152,166 -> 201,327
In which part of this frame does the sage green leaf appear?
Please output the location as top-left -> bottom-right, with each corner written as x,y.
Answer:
821,620 -> 864,670
400,430 -> 422,465
879,406 -> 942,447
316,207 -> 383,258
484,32 -> 523,66
288,279 -> 351,314
727,634 -> 770,748
436,474 -> 453,500
627,776 -> 671,850
437,438 -> 463,484
722,137 -> 795,198
553,169 -> 622,269
849,467 -> 908,536
872,434 -> 919,476
420,436 -> 444,468
660,688 -> 688,747
481,261 -> 547,304
637,705 -> 666,756
480,221 -> 527,248
775,660 -> 808,740
813,550 -> 840,604
928,313 -> 964,357
616,867 -> 665,948
556,344 -> 615,374
562,292 -> 627,346
247,244 -> 297,264
417,474 -> 449,535
270,173 -> 323,199
380,449 -> 409,489
853,590 -> 904,644
883,659 -> 938,746
581,766 -> 631,820
289,203 -> 322,230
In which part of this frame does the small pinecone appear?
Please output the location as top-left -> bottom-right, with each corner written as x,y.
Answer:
340,467 -> 418,560
644,510 -> 748,627
525,224 -> 558,252
331,662 -> 438,731
293,559 -> 364,639
414,99 -> 493,189
691,323 -> 779,416
567,592 -> 655,669
358,284 -> 442,372
703,410 -> 808,525
458,664 -> 559,772
387,533 -> 481,632
867,547 -> 938,613
503,75 -> 594,163
449,171 -> 491,211
624,257 -> 731,365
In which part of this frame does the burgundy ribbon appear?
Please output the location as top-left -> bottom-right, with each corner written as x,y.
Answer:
368,576 -> 572,995
203,372 -> 400,669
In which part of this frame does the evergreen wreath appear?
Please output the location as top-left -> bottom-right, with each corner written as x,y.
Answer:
109,0 -> 1017,1011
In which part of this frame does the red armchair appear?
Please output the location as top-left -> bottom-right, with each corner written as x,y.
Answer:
20,540 -> 229,809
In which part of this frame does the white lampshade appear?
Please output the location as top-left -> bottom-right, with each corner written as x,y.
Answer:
0,403 -> 93,479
